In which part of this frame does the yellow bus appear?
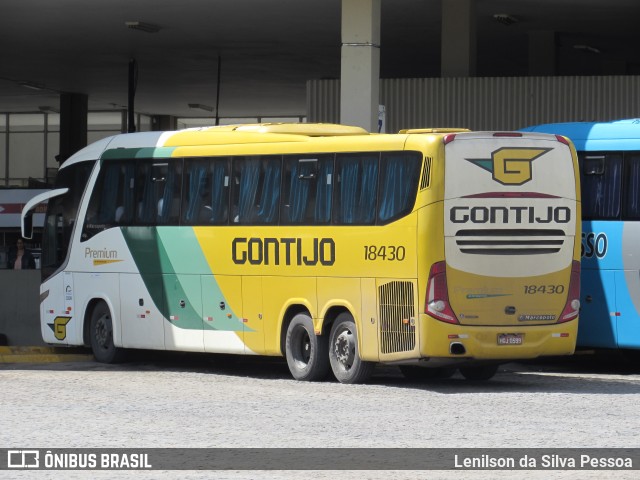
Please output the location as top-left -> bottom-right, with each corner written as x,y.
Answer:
22,123 -> 581,383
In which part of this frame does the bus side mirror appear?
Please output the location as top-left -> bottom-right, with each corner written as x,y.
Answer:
22,212 -> 33,240
20,187 -> 69,241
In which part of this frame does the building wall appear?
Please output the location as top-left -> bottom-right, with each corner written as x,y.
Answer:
308,75 -> 640,132
0,270 -> 43,346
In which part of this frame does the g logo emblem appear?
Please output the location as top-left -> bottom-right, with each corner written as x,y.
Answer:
48,316 -> 71,340
467,147 -> 551,185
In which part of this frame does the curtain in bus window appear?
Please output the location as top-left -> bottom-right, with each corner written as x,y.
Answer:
256,158 -> 281,223
120,164 -> 135,223
139,164 -> 157,223
336,154 -> 378,224
237,157 -> 261,222
339,158 -> 359,223
625,154 -> 640,219
580,153 -> 622,219
315,158 -> 334,223
287,159 -> 314,223
184,162 -> 207,223
358,159 -> 378,223
97,164 -> 120,223
158,165 -> 177,224
378,153 -> 420,222
209,161 -> 228,223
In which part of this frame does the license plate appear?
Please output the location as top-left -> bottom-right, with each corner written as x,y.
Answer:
497,333 -> 523,345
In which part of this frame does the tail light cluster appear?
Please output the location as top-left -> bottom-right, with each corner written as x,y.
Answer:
424,261 -> 458,324
558,260 -> 581,323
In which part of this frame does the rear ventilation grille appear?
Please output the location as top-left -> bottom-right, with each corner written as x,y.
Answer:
379,281 -> 416,354
420,157 -> 432,190
455,229 -> 565,255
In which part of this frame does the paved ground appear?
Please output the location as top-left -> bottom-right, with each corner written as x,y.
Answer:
1,350 -> 640,479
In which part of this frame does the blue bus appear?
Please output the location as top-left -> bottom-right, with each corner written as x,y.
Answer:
522,119 -> 640,349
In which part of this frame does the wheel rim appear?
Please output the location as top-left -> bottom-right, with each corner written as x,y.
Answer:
94,314 -> 111,350
333,327 -> 355,371
291,326 -> 311,369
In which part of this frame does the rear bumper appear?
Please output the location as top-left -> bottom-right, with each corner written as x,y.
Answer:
421,314 -> 578,360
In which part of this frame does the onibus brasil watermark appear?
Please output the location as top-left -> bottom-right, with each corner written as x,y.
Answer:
1,448 -> 637,471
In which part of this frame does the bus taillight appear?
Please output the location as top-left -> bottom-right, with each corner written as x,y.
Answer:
558,260 -> 581,323
425,261 -> 458,324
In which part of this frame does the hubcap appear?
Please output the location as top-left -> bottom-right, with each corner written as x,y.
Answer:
334,329 -> 354,369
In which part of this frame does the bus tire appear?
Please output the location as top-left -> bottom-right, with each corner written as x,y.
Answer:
90,301 -> 125,364
400,366 -> 456,380
459,364 -> 499,381
328,313 -> 374,384
285,313 -> 329,381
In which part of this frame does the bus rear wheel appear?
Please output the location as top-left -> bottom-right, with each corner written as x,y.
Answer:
328,313 -> 374,384
285,313 -> 329,381
90,302 -> 125,363
459,364 -> 499,381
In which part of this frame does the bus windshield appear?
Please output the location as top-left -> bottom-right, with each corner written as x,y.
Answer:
41,161 -> 95,281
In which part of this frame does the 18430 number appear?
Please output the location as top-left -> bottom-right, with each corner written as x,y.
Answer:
523,284 -> 565,295
364,245 -> 406,261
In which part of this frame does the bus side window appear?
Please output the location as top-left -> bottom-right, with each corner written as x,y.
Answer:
281,154 -> 333,224
378,152 -> 421,223
135,161 -> 181,225
334,153 -> 378,224
623,153 -> 640,219
579,153 -> 622,219
82,161 -> 132,241
183,158 -> 229,225
233,155 -> 281,224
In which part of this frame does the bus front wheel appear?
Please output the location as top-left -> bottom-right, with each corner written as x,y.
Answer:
90,302 -> 124,363
285,313 -> 329,381
328,313 -> 374,384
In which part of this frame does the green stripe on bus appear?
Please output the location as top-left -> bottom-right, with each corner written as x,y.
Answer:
121,226 -> 247,332
101,147 -> 176,159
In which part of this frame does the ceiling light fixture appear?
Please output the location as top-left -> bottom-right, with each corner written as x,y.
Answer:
574,44 -> 601,54
125,21 -> 161,33
493,14 -> 518,26
38,106 -> 59,114
188,103 -> 214,112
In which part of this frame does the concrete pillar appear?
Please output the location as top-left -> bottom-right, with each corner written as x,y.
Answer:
441,0 -> 476,77
58,92 -> 88,164
529,31 -> 557,76
340,0 -> 381,132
